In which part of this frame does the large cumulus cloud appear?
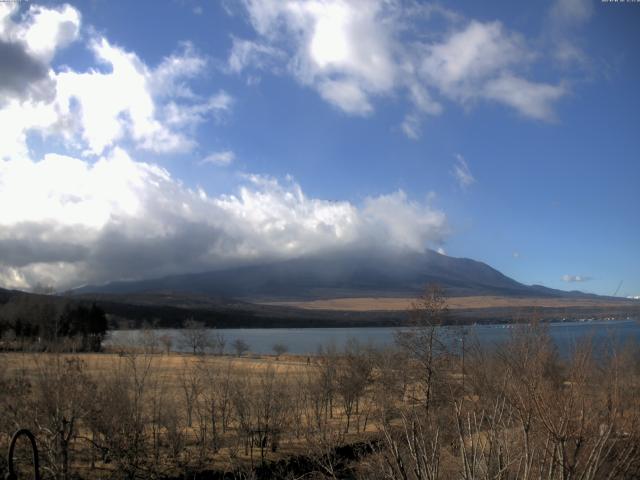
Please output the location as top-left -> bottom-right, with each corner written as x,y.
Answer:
0,3 -> 228,160
0,149 -> 448,290
0,3 -> 448,291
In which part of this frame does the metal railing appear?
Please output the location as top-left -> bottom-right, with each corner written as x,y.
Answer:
5,429 -> 40,480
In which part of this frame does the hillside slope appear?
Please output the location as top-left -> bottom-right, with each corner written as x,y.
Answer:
71,249 -> 601,300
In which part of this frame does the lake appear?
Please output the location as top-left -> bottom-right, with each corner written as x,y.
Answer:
106,318 -> 640,356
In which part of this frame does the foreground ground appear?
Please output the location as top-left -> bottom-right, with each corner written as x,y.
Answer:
1,350 -> 380,478
2,325 -> 640,479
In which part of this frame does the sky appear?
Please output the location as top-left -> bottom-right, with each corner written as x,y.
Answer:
0,0 -> 638,297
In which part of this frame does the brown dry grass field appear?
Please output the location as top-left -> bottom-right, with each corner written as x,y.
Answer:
1,350 -> 379,477
261,295 -> 633,311
3,327 -> 640,480
1,350 -> 312,378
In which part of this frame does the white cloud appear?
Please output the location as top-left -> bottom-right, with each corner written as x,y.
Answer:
0,6 -> 230,159
484,74 -> 565,121
0,148 -> 163,228
546,0 -> 593,68
232,1 -> 568,132
512,251 -> 520,259
562,274 -> 592,283
149,41 -> 207,99
550,0 -> 593,27
419,21 -> 529,100
54,37 -> 227,155
227,37 -> 284,74
318,78 -> 372,115
1,3 -> 81,63
201,150 -> 235,166
552,40 -> 588,67
0,95 -> 59,160
452,154 -> 475,189
0,151 -> 449,290
0,3 -> 78,104
401,113 -> 421,140
406,81 -> 442,116
419,21 -> 565,121
55,37 -> 167,155
237,0 -> 396,114
0,4 -> 80,149
362,190 -> 448,252
163,91 -> 232,128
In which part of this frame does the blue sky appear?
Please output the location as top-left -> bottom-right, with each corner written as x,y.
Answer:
0,0 -> 638,297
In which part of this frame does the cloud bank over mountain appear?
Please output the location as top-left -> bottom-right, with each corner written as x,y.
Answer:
0,148 -> 447,290
0,3 -> 453,291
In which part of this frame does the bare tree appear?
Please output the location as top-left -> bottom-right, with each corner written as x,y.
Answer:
139,326 -> 159,354
158,334 -> 173,355
230,366 -> 291,465
179,359 -> 201,428
375,406 -> 442,480
316,342 -> 339,425
212,330 -> 226,356
335,339 -> 373,433
232,338 -> 250,357
32,355 -> 93,480
159,396 -> 187,468
180,319 -> 211,355
371,347 -> 409,424
85,352 -> 155,479
147,364 -> 170,466
272,342 -> 288,359
395,283 -> 448,413
196,358 -> 234,453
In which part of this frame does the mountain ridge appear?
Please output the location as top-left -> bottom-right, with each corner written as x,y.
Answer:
70,249 -> 606,301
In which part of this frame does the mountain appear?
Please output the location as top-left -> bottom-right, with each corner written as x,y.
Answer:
71,249 -> 600,300
0,251 -> 630,328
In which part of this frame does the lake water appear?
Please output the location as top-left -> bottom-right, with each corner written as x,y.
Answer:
106,319 -> 640,356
